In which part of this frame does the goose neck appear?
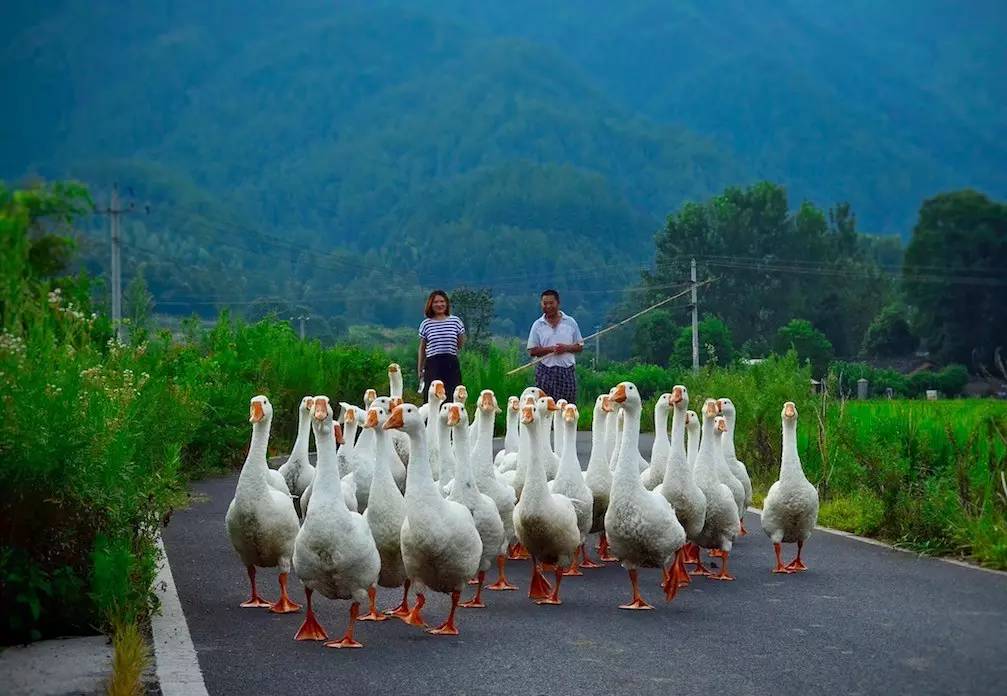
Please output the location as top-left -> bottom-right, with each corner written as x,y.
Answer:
613,404 -> 642,485
780,419 -> 805,481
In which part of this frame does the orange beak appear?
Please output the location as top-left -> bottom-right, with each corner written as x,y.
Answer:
344,408 -> 355,424
545,397 -> 558,412
249,400 -> 265,423
784,402 -> 797,418
313,398 -> 328,421
447,404 -> 462,426
671,386 -> 683,404
383,406 -> 405,430
434,383 -> 446,400
481,392 -> 495,412
564,406 -> 577,422
365,409 -> 379,428
333,423 -> 344,445
717,418 -> 727,432
716,399 -> 724,413
521,405 -> 535,424
705,400 -> 718,417
612,384 -> 627,404
601,395 -> 613,413
388,363 -> 399,374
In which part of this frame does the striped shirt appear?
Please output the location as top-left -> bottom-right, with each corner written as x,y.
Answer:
419,316 -> 465,357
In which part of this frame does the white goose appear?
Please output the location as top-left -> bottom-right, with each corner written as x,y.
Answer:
225,395 -> 301,613
471,390 -> 519,590
493,396 -> 521,471
344,404 -> 382,511
513,397 -> 581,604
552,398 -> 569,459
692,401 -> 741,580
301,417 -> 357,515
279,396 -> 316,514
367,395 -> 407,493
336,406 -> 358,478
548,403 -> 594,575
718,398 -> 753,534
656,386 -> 706,584
358,405 -> 408,621
762,402 -> 819,573
583,394 -> 616,565
386,364 -> 411,466
605,382 -> 686,608
292,396 -> 380,648
713,409 -> 746,538
445,403 -> 506,609
384,402 -> 482,635
640,393 -> 673,490
686,409 -> 700,472
425,380 -> 447,481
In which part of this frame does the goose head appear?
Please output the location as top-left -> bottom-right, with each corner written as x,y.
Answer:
363,388 -> 377,408
782,401 -> 798,422
299,395 -> 315,414
478,389 -> 501,414
555,398 -> 568,413
343,405 -> 358,428
520,400 -> 537,426
671,385 -> 689,412
370,395 -> 393,413
717,397 -> 736,419
440,401 -> 468,429
611,381 -> 641,410
685,409 -> 699,433
520,386 -> 544,403
601,394 -> 614,413
428,380 -> 447,403
702,398 -> 719,421
249,395 -> 273,424
714,415 -> 727,434
363,405 -> 388,431
563,403 -> 579,423
311,395 -> 334,437
388,362 -> 400,376
384,402 -> 424,434
453,384 -> 469,404
655,392 -> 673,414
507,395 -> 520,413
535,395 -> 558,420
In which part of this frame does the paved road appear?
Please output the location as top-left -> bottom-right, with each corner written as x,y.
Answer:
162,434 -> 1007,696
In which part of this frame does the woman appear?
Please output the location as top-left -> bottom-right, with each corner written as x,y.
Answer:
418,290 -> 465,402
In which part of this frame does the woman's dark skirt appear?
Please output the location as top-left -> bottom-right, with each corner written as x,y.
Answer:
423,353 -> 463,403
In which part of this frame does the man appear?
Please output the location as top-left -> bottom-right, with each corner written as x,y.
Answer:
526,289 -> 584,404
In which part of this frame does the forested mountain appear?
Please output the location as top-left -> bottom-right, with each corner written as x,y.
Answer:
2,1 -> 1003,335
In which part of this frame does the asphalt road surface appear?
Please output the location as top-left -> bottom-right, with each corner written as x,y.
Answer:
161,433 -> 1007,696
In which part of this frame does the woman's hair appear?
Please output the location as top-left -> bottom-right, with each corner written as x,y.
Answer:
424,290 -> 451,318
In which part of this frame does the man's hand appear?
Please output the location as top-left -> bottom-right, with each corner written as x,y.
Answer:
552,343 -> 569,354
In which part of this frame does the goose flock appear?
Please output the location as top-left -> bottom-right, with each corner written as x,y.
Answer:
225,363 -> 820,649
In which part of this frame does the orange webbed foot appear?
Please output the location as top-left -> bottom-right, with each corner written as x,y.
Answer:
240,596 -> 272,609
324,637 -> 363,649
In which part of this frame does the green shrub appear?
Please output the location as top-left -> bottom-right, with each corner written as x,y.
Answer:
774,318 -> 834,376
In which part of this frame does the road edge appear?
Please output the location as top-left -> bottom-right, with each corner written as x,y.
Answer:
152,535 -> 210,696
746,506 -> 1007,577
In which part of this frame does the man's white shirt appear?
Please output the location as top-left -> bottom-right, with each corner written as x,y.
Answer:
526,312 -> 584,368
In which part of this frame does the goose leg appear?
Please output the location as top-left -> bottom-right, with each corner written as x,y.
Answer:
689,546 -> 713,576
619,568 -> 653,610
239,566 -> 272,608
269,572 -> 301,614
485,555 -> 518,591
508,542 -> 530,560
578,543 -> 603,569
324,602 -> 363,649
773,542 -> 794,574
676,548 -> 691,587
400,590 -> 427,627
709,551 -> 736,581
358,586 -> 389,621
785,540 -> 808,572
563,548 -> 584,576
460,571 -> 487,608
293,588 -> 329,641
427,591 -> 461,635
597,533 -> 618,562
528,557 -> 553,600
384,579 -> 411,617
536,566 -> 564,605
739,520 -> 749,536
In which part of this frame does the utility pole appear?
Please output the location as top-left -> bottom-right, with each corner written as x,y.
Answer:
294,314 -> 310,340
594,325 -> 601,368
109,185 -> 123,343
691,257 -> 699,372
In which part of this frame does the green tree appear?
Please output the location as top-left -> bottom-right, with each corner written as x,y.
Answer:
671,314 -> 735,368
632,309 -> 678,365
451,287 -> 495,352
903,190 -> 1007,365
861,304 -> 917,357
774,319 -> 834,375
124,268 -> 154,342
